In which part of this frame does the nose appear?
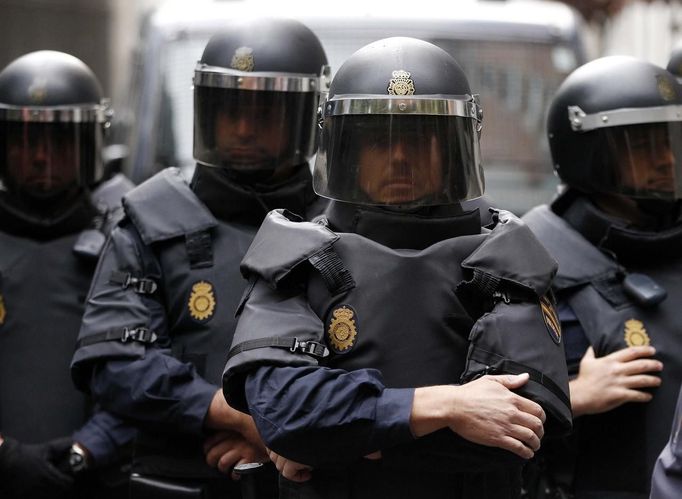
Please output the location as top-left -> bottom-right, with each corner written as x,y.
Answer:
235,112 -> 256,139
32,137 -> 49,169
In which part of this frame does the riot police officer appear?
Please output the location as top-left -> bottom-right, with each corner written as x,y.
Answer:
0,51 -> 135,498
523,56 -> 682,498
70,17 -> 329,498
222,37 -> 572,499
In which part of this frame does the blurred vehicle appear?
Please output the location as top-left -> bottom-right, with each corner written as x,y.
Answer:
118,0 -> 586,214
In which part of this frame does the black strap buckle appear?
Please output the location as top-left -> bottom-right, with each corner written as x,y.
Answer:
290,337 -> 330,358
110,271 -> 158,294
121,327 -> 157,344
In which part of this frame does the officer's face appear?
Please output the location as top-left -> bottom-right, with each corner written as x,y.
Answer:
357,133 -> 444,205
5,123 -> 79,196
214,94 -> 290,171
613,124 -> 676,194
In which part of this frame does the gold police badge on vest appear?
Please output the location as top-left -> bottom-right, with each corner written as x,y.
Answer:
540,295 -> 561,344
387,70 -> 415,96
188,281 -> 216,322
0,294 -> 6,325
231,47 -> 255,72
624,319 -> 650,347
327,305 -> 357,354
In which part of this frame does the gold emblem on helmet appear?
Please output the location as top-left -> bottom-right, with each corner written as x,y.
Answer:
188,281 -> 216,321
657,75 -> 676,101
387,70 -> 415,96
624,319 -> 651,347
540,295 -> 561,344
0,294 -> 6,325
28,77 -> 48,104
327,305 -> 357,353
231,47 -> 255,72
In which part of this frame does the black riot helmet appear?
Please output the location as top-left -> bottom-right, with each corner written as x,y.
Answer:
193,17 -> 329,181
313,37 -> 484,208
0,50 -> 110,202
548,56 -> 682,201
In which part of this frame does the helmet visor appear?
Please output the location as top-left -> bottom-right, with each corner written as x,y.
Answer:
598,122 -> 682,200
0,121 -> 99,199
194,86 -> 318,175
313,113 -> 484,206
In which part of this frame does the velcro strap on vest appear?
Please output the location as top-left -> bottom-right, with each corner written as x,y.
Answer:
109,270 -> 158,294
468,269 -> 501,298
227,336 -> 330,362
186,230 -> 213,269
308,247 -> 355,295
76,327 -> 159,349
467,348 -> 570,409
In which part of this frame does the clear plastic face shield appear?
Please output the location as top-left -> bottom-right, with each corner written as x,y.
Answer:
0,103 -> 109,200
313,95 -> 484,207
193,64 -> 330,180
569,105 -> 682,200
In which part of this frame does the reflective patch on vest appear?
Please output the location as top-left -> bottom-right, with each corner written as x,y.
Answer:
0,294 -> 5,325
187,281 -> 216,322
540,295 -> 561,344
624,319 -> 651,347
326,305 -> 358,354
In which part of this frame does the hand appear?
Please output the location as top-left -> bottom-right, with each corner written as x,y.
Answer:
204,430 -> 269,479
570,346 -> 662,417
410,373 -> 546,460
267,448 -> 313,483
0,436 -> 74,498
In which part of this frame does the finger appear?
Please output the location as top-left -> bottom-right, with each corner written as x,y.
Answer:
282,461 -> 313,483
513,395 -> 546,424
511,411 -> 545,441
509,424 -> 541,452
363,451 -> 382,460
499,436 -> 534,460
609,346 -> 656,362
203,431 -> 234,453
582,346 -> 595,360
623,374 -> 662,389
620,388 -> 654,404
217,450 -> 241,474
620,359 -> 664,375
206,440 -> 235,467
489,373 -> 530,389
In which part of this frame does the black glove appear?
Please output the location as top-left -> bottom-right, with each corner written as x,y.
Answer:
0,436 -> 74,498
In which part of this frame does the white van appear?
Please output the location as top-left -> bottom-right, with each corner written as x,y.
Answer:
119,0 -> 586,214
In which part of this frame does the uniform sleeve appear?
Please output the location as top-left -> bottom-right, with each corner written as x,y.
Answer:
71,222 -> 217,436
245,365 -> 415,467
72,410 -> 137,467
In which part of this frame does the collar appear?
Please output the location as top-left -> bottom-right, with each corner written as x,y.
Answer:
0,190 -> 97,240
324,201 -> 481,250
190,164 -> 319,226
554,191 -> 682,262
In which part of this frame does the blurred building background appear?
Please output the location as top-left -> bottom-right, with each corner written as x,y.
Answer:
0,0 -> 680,211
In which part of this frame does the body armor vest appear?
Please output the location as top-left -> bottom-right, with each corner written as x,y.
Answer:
224,209 -> 569,498
0,175 -> 132,443
525,204 -> 682,497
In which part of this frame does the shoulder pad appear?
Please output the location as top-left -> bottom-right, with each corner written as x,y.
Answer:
523,205 -> 619,290
123,167 -> 217,245
462,209 -> 557,297
90,173 -> 135,212
241,209 -> 338,287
